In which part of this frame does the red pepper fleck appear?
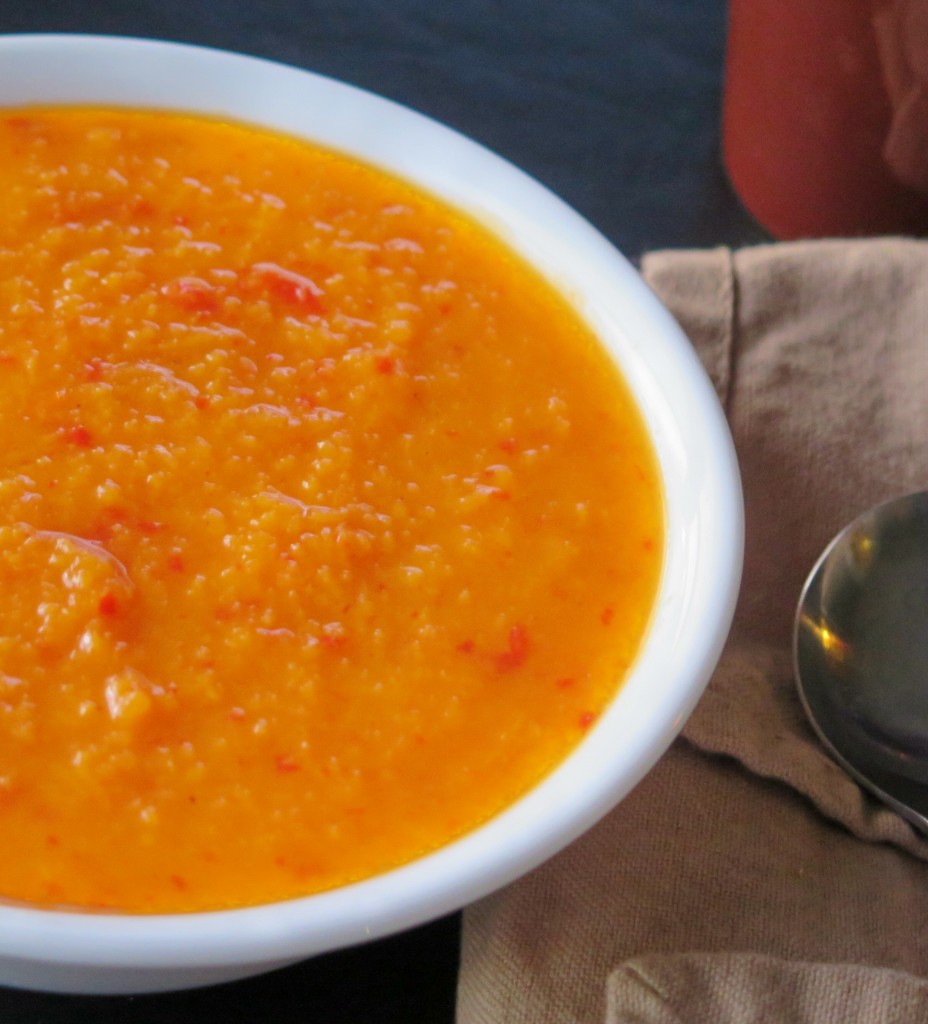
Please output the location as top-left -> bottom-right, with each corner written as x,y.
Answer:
295,393 -> 315,409
376,356 -> 395,375
579,711 -> 598,731
495,624 -> 529,672
162,277 -> 219,313
168,553 -> 185,573
170,875 -> 189,891
84,358 -> 105,381
439,302 -> 452,316
194,394 -> 210,410
132,198 -> 155,218
98,593 -> 119,617
65,425 -> 93,448
87,524 -> 111,544
138,520 -> 164,534
173,214 -> 189,227
456,639 -> 475,654
556,677 -> 576,690
45,834 -> 60,847
248,261 -> 324,314
643,537 -> 655,552
600,606 -> 614,626
498,437 -> 517,454
228,707 -> 245,722
276,754 -> 301,773
321,621 -> 347,650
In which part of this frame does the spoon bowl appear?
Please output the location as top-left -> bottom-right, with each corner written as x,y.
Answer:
794,490 -> 928,833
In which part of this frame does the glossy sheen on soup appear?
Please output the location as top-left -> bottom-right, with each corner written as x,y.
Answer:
0,108 -> 663,912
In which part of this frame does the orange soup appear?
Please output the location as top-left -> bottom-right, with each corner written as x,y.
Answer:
0,108 -> 663,912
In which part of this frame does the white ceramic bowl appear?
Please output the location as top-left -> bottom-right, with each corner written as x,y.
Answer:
0,33 -> 743,994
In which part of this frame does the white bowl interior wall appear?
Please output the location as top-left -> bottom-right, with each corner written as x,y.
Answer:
0,34 -> 743,994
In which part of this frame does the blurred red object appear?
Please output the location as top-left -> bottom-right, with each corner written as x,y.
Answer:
723,0 -> 928,239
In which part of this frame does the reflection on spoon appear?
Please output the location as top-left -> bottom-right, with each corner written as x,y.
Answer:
793,491 -> 928,834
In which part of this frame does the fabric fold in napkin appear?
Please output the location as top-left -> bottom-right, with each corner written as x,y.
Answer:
606,953 -> 928,1024
456,239 -> 928,1024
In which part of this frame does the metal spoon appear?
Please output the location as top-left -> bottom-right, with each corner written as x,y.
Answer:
793,491 -> 928,834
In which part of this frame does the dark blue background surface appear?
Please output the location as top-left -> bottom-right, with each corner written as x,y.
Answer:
0,3 -> 762,1021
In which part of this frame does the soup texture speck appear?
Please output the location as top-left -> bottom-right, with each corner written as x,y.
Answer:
0,108 -> 663,912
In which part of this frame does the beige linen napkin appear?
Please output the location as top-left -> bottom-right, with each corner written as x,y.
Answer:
456,239 -> 928,1024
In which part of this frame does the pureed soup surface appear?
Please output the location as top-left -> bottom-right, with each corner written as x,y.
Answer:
0,108 -> 663,912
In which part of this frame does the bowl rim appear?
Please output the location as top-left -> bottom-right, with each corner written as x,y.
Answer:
0,32 -> 743,970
